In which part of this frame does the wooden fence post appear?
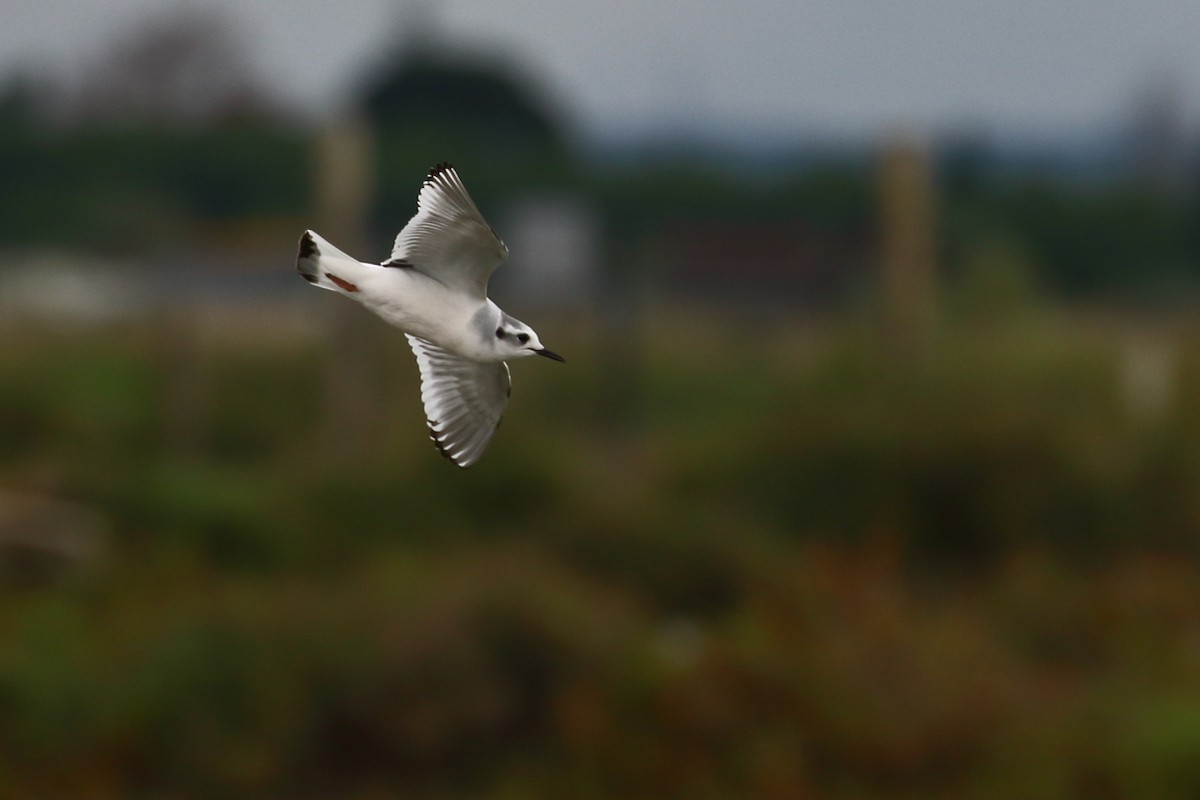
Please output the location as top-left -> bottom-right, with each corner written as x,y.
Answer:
313,115 -> 388,461
879,135 -> 937,358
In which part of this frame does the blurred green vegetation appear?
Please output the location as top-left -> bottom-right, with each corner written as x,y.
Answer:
3,310 -> 1200,797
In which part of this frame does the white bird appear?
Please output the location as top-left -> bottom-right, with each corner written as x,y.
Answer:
296,162 -> 564,468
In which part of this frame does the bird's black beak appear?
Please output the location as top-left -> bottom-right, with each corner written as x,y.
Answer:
535,347 -> 565,363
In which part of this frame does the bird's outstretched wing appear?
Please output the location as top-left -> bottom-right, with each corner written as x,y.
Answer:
387,163 -> 509,300
406,335 -> 510,468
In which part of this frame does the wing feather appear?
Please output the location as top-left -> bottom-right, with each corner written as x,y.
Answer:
406,335 -> 510,468
388,163 -> 508,299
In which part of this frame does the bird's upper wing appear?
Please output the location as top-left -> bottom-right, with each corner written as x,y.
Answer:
406,334 -> 511,468
387,163 -> 509,300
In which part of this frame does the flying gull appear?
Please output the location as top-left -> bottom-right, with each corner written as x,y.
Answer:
296,162 -> 563,468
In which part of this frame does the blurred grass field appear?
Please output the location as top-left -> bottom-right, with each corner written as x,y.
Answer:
3,304 -> 1200,797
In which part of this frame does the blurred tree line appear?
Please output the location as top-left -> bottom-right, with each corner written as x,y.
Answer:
1,9 -> 1198,300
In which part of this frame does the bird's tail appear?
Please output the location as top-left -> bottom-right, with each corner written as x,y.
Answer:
296,230 -> 367,294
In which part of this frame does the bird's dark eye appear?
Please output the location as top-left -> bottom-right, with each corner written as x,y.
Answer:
495,328 -> 505,339
517,333 -> 530,344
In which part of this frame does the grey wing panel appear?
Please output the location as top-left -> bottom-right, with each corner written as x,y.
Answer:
388,163 -> 508,297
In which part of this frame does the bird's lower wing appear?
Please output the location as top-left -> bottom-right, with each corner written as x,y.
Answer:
406,335 -> 511,468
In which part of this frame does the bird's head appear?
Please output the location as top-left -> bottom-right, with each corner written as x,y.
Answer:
494,318 -> 564,362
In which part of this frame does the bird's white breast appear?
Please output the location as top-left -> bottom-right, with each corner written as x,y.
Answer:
355,264 -> 496,361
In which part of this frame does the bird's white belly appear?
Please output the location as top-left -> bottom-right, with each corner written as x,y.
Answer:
356,269 -> 492,361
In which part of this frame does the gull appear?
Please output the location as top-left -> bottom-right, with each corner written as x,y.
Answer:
296,162 -> 564,468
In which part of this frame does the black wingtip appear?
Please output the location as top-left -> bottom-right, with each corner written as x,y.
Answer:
425,162 -> 455,184
428,425 -> 471,468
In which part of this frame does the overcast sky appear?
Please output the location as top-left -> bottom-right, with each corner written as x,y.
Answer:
5,0 -> 1200,144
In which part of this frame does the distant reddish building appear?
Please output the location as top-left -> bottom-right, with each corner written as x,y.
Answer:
646,219 -> 870,308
